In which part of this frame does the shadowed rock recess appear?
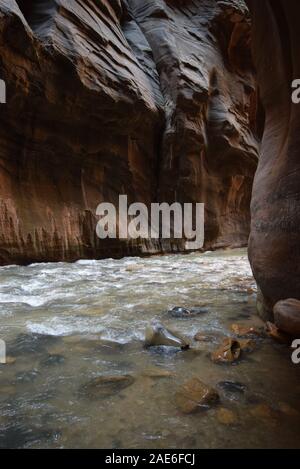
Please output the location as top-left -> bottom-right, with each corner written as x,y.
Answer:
0,0 -> 258,265
246,0 -> 300,315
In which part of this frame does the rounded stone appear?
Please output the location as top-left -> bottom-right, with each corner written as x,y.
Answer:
273,299 -> 300,337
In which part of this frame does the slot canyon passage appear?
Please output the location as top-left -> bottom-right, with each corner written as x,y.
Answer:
0,0 -> 300,449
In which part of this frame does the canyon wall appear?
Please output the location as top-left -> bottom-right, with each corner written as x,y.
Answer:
246,0 -> 300,315
0,0 -> 258,265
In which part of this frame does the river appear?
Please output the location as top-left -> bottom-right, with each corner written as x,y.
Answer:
0,248 -> 299,448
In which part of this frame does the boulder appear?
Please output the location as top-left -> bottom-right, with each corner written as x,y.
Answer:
249,403 -> 278,424
273,299 -> 300,337
40,354 -> 65,367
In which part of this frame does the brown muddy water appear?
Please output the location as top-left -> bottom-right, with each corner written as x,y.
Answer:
0,248 -> 299,448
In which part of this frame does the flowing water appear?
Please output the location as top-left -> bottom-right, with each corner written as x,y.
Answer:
0,248 -> 299,449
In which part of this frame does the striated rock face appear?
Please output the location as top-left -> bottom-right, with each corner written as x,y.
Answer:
246,0 -> 300,315
0,0 -> 258,265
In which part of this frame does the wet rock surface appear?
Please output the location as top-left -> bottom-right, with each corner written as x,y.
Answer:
79,375 -> 135,400
168,306 -> 209,319
273,299 -> 300,337
265,321 -> 291,345
230,323 -> 263,337
145,322 -> 190,350
249,403 -> 279,425
218,381 -> 247,395
238,338 -> 256,353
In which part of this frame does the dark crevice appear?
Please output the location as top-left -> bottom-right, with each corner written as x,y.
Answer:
15,0 -> 57,34
15,0 -> 34,26
269,0 -> 293,86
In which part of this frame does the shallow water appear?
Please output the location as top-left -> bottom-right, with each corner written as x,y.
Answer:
0,248 -> 299,448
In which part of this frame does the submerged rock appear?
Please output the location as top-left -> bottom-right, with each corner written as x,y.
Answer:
216,408 -> 238,425
194,333 -> 212,343
0,423 -> 61,449
265,321 -> 291,345
79,375 -> 135,400
8,333 -> 60,356
145,322 -> 190,350
194,331 -> 222,344
168,306 -> 209,319
175,378 -> 219,414
142,368 -> 176,379
168,307 -> 191,318
273,299 -> 300,337
230,324 -> 263,337
211,338 -> 241,364
249,403 -> 278,424
15,369 -> 40,383
218,381 -> 246,395
238,339 -> 256,353
1,356 -> 16,366
40,354 -> 65,367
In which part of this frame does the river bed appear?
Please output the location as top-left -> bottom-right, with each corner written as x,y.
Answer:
0,248 -> 299,448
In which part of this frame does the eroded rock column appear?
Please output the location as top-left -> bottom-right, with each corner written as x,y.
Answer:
246,0 -> 300,318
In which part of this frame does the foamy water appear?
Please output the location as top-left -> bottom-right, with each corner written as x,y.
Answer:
0,249 -> 299,448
